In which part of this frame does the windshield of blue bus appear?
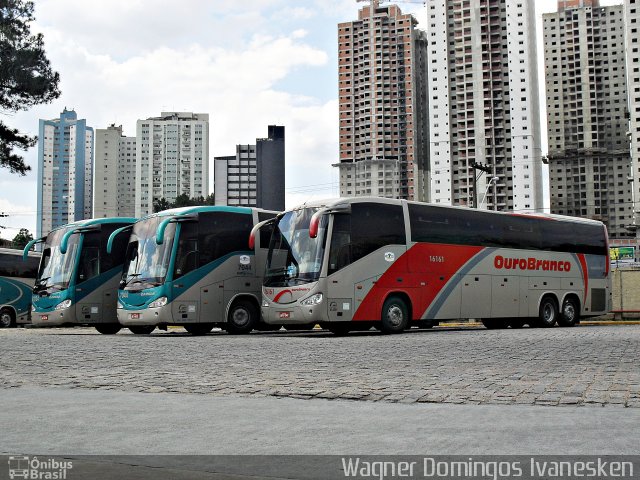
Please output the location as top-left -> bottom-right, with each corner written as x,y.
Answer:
121,217 -> 176,291
35,228 -> 80,292
264,208 -> 327,287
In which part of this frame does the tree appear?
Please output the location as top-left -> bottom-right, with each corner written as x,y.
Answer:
153,197 -> 171,213
153,194 -> 215,212
11,227 -> 32,248
1,0 -> 61,175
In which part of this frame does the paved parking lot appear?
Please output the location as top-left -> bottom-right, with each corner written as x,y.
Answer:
1,324 -> 639,408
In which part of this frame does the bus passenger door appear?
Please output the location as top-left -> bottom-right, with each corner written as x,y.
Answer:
460,274 -> 492,319
326,214 -> 354,321
491,275 -> 520,318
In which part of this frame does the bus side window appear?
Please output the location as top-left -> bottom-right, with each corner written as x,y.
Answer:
328,215 -> 351,275
174,222 -> 199,279
78,246 -> 100,282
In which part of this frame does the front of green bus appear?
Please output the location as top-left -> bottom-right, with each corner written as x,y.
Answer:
260,204 -> 331,327
25,218 -> 136,329
117,211 -> 181,327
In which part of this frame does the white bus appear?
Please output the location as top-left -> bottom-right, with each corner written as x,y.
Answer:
254,198 -> 611,334
0,248 -> 39,327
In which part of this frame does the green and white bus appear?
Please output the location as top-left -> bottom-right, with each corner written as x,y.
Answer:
0,247 -> 40,327
24,218 -> 137,334
115,206 -> 277,335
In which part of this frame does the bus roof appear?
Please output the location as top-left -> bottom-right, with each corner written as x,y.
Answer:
136,206 -> 277,223
46,217 -> 138,235
286,197 -> 606,228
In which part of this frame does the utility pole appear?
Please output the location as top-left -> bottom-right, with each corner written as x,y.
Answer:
470,160 -> 492,209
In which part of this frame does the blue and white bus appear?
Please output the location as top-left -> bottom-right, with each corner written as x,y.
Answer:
115,206 -> 277,335
0,247 -> 40,327
24,217 -> 137,334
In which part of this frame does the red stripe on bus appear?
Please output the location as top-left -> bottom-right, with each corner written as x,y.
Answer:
273,289 -> 292,303
352,244 -> 484,321
578,254 -> 589,307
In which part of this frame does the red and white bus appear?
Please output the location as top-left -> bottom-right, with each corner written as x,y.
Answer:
253,198 -> 610,334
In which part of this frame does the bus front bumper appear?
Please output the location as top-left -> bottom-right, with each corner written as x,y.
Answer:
117,304 -> 172,326
31,309 -> 72,327
261,298 -> 328,325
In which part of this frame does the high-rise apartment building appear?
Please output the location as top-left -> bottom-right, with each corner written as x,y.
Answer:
544,1 -> 632,238
37,108 -> 93,238
427,0 -> 543,212
626,0 -> 640,231
336,1 -> 429,201
135,112 -> 209,217
214,125 -> 285,211
94,125 -> 136,218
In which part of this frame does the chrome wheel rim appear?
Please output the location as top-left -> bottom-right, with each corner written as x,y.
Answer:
232,308 -> 250,327
543,304 -> 555,323
0,312 -> 11,328
387,305 -> 403,327
563,303 -> 575,322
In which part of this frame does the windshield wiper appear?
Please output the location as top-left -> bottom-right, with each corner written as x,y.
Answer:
121,273 -> 140,287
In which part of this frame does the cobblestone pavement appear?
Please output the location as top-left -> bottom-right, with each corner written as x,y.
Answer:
1,324 -> 639,408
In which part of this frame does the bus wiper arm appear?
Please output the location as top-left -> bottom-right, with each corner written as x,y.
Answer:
122,273 -> 141,287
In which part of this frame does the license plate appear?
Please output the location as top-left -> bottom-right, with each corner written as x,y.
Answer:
278,312 -> 290,319
130,313 -> 140,320
40,315 -> 48,321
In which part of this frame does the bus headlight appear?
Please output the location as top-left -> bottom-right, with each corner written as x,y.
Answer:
117,301 -> 124,309
300,293 -> 323,306
262,299 -> 269,307
149,296 -> 168,308
54,299 -> 72,311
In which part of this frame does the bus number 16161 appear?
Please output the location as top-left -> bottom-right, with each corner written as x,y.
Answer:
429,256 -> 445,263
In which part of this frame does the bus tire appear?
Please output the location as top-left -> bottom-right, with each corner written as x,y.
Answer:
226,299 -> 258,335
380,296 -> 409,334
558,297 -> 579,327
129,325 -> 155,335
184,323 -> 214,335
0,308 -> 15,328
95,323 -> 121,335
537,296 -> 558,328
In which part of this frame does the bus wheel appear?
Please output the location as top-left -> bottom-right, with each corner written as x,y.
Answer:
558,297 -> 579,327
537,296 -> 558,328
325,322 -> 351,335
95,324 -> 121,335
129,325 -> 155,335
380,296 -> 409,334
184,323 -> 214,335
226,300 -> 257,335
0,308 -> 15,328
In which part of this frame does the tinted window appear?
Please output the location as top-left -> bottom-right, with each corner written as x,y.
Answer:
409,203 -> 605,255
100,224 -> 131,272
0,251 -> 39,278
77,233 -> 100,283
258,211 -> 277,250
351,203 -> 405,263
174,222 -> 199,279
199,212 -> 253,266
328,214 -> 351,275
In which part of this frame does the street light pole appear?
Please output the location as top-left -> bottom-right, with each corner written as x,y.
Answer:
471,160 -> 492,208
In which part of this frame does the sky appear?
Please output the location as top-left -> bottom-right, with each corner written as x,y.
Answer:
0,0 -> 621,239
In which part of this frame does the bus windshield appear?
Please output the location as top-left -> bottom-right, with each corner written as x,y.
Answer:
121,217 -> 176,291
35,228 -> 80,292
265,208 -> 327,287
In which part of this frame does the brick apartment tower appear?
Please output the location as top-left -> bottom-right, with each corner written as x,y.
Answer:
545,0 -> 632,238
337,1 -> 429,201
